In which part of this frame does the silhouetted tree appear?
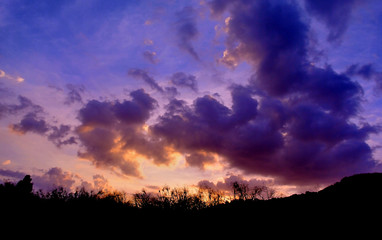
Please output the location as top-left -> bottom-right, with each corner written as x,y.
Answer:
16,175 -> 33,195
133,189 -> 154,208
198,186 -> 225,206
232,181 -> 249,200
250,185 -> 265,200
262,186 -> 276,200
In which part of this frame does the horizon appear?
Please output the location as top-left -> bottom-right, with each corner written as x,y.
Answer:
1,0 -> 382,197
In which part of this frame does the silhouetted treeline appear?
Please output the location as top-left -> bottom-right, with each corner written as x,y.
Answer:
2,173 -> 382,232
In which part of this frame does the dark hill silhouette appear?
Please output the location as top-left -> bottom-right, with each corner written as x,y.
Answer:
318,172 -> 382,200
1,172 -> 382,234
196,173 -> 382,232
282,172 -> 382,202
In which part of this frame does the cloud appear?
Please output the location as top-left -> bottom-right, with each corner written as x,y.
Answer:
0,167 -> 112,192
10,112 -> 77,147
128,68 -> 179,98
128,68 -> 164,93
10,112 -> 50,135
221,0 -> 308,95
2,160 -> 11,166
0,167 -> 76,191
208,0 -> 232,17
151,89 -> 282,174
48,125 -> 77,147
198,174 -> 274,192
70,0 -> 381,186
0,95 -> 42,120
76,89 -> 173,178
304,0 -> 359,42
0,69 -> 25,83
143,51 -> 158,64
6,95 -> 43,116
170,72 -> 198,92
144,0 -> 379,184
0,168 -> 26,181
212,0 -> 364,117
5,95 -> 77,147
64,84 -> 85,105
144,39 -> 154,46
174,6 -> 199,60
32,167 -> 77,191
185,152 -> 216,169
346,63 -> 382,91
150,85 -> 379,185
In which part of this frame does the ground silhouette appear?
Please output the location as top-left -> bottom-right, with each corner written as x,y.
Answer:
1,173 -> 382,234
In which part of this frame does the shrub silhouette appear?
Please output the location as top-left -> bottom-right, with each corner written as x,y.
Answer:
1,172 -> 382,231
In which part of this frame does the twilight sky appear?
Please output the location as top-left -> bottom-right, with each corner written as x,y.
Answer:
1,0 -> 382,195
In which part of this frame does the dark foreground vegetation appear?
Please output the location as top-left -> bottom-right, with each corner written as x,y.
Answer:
1,173 -> 382,232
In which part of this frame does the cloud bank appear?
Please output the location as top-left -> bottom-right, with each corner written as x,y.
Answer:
2,0 -> 381,190
71,0 -> 380,186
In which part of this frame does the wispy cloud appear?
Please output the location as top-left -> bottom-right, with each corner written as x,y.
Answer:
0,69 -> 24,83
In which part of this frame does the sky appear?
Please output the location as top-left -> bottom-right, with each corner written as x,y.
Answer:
1,0 -> 382,196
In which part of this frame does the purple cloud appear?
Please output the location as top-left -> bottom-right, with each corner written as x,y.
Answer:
10,112 -> 50,135
346,63 -> 382,91
0,167 -> 111,192
128,68 -> 164,93
6,95 -> 77,148
143,51 -> 158,64
64,84 -> 85,105
76,89 -> 171,178
6,95 -> 43,116
170,72 -> 198,92
142,0 -> 380,185
304,0 -> 360,42
174,6 -> 199,60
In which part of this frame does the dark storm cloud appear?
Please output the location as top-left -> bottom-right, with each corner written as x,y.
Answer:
185,152 -> 216,169
76,89 -> 172,178
66,0 -> 381,186
304,66 -> 363,117
304,0 -> 359,42
288,104 -> 379,144
219,0 -> 363,118
132,0 -> 381,185
151,84 -> 379,185
113,89 -> 158,125
223,0 -> 309,96
150,88 -> 285,174
170,72 -> 198,92
174,6 -> 199,60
